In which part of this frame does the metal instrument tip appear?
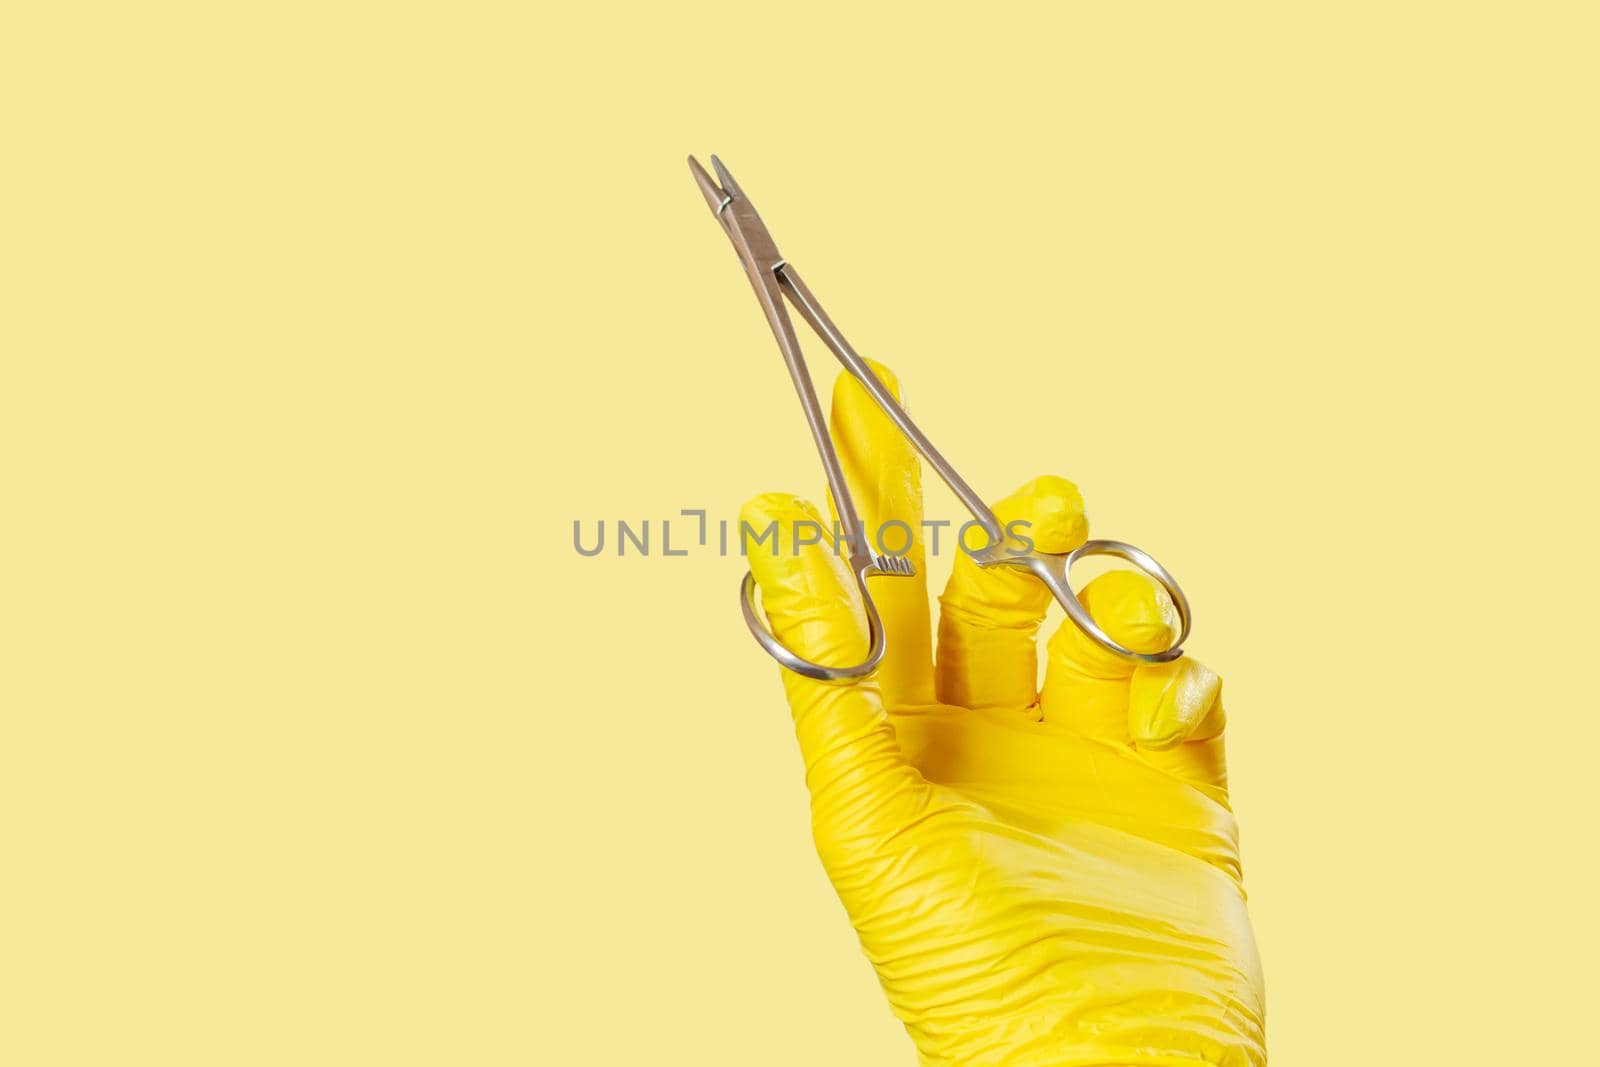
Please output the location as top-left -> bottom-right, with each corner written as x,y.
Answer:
709,155 -> 744,199
687,155 -> 729,214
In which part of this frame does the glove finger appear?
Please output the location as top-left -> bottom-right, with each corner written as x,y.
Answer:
1039,569 -> 1230,796
740,492 -> 926,844
1128,658 -> 1229,795
1129,657 -> 1223,750
934,476 -> 1088,713
826,360 -> 934,706
1039,568 -> 1181,739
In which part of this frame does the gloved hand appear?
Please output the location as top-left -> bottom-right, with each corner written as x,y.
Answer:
741,361 -> 1266,1066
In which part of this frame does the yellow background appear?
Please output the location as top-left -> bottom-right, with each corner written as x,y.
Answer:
4,4 -> 1597,1064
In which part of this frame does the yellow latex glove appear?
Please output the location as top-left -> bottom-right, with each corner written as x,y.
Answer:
741,362 -> 1265,1066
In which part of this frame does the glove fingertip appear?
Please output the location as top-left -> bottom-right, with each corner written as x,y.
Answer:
832,357 -> 903,406
1080,570 -> 1180,654
994,475 -> 1089,555
1129,658 -> 1222,749
739,492 -> 869,667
